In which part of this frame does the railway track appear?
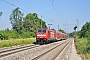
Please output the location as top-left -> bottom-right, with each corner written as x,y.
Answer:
0,44 -> 40,58
0,38 -> 73,60
32,38 -> 72,60
52,39 -> 72,60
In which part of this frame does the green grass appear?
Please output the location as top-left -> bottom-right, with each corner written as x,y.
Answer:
0,38 -> 36,48
76,37 -> 90,60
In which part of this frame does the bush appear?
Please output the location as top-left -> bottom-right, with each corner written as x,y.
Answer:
0,30 -> 36,40
0,31 -> 4,40
76,37 -> 90,59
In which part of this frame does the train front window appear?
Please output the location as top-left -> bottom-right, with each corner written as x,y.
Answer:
38,30 -> 42,32
38,29 -> 46,33
43,30 -> 46,33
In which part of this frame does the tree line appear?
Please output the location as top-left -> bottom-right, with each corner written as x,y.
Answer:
0,7 -> 47,40
0,7 -> 66,40
75,22 -> 90,59
68,22 -> 90,39
77,22 -> 90,39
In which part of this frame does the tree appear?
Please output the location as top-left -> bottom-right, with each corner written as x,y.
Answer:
0,12 -> 2,17
79,22 -> 90,38
23,13 -> 47,37
23,20 -> 32,32
69,32 -> 74,37
10,7 -> 23,33
23,13 -> 47,31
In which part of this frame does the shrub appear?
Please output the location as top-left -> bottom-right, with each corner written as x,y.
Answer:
76,37 -> 90,60
0,30 -> 36,40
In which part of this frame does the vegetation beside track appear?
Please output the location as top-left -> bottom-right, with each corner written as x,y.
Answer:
0,38 -> 36,48
72,22 -> 90,60
76,37 -> 90,60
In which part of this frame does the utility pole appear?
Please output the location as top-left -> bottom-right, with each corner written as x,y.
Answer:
41,15 -> 42,28
48,24 -> 52,29
76,19 -> 79,31
65,28 -> 66,33
74,25 -> 77,42
63,24 -> 66,33
58,24 -> 59,30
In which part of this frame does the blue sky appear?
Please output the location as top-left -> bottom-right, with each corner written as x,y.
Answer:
0,0 -> 90,33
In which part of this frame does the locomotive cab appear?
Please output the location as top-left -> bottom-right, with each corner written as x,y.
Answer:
36,28 -> 48,43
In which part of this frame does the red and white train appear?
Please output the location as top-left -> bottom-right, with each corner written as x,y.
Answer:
36,28 -> 67,44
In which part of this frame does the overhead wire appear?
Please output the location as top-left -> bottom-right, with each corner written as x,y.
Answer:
1,0 -> 28,13
1,0 -> 57,27
15,0 -> 50,23
15,0 -> 34,12
52,0 -> 66,20
51,0 -> 75,26
49,0 -> 62,19
50,0 -> 76,32
50,0 -> 75,32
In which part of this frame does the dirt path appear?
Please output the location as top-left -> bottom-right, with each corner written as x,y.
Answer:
69,40 -> 82,60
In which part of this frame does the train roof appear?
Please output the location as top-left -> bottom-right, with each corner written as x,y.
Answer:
38,28 -> 48,30
56,31 -> 67,34
38,28 -> 56,31
56,31 -> 62,33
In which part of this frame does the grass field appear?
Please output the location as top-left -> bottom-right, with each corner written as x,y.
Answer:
76,37 -> 90,60
0,38 -> 36,48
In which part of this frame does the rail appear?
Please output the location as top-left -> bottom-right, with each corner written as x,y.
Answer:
32,39 -> 72,60
0,44 -> 40,58
51,38 -> 73,60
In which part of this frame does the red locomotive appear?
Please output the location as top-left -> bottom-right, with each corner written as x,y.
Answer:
36,28 -> 67,44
